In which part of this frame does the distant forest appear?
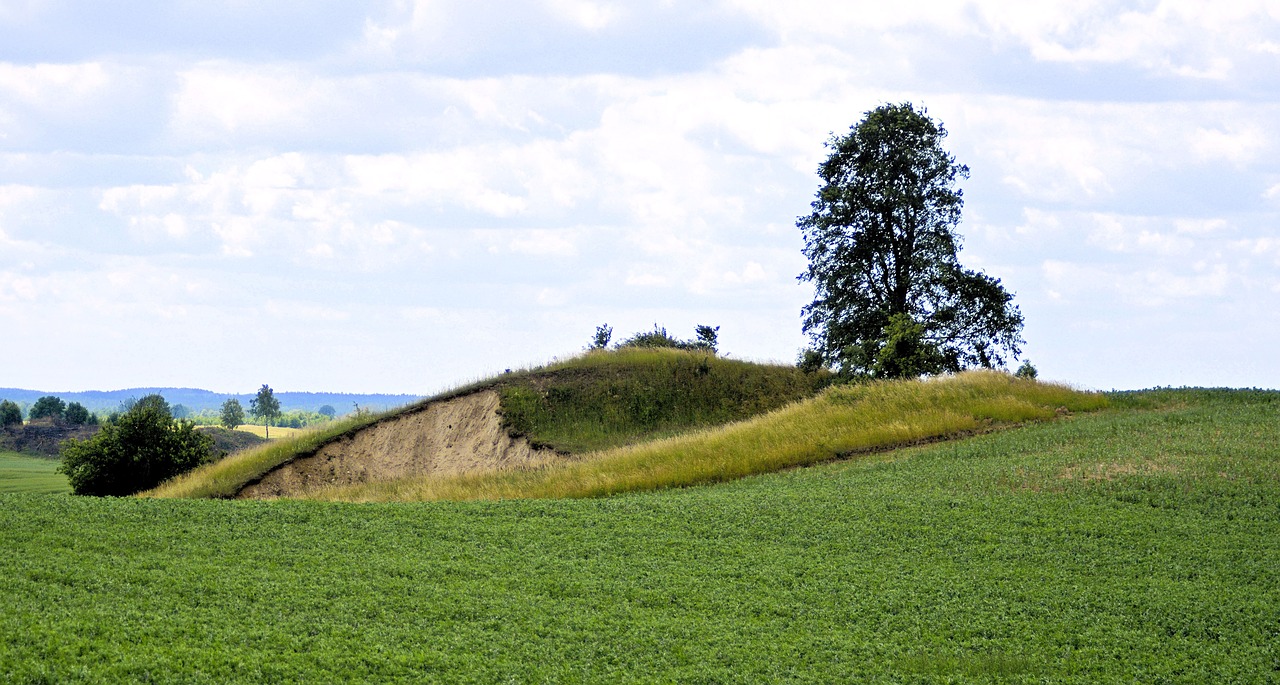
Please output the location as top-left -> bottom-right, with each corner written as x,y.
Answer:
0,387 -> 422,416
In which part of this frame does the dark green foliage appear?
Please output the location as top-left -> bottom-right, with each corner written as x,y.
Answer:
220,398 -> 245,430
0,400 -> 21,428
57,401 -> 213,496
870,312 -> 947,379
63,402 -> 90,426
1015,359 -> 1038,379
692,324 -> 719,353
249,385 -> 281,438
617,323 -> 683,349
2,389 -> 1277,682
27,396 -> 64,421
318,405 -> 336,419
171,404 -> 190,420
616,324 -> 722,354
133,394 -> 171,416
798,102 -> 1024,378
796,348 -> 825,374
589,323 -> 613,350
498,349 -> 827,453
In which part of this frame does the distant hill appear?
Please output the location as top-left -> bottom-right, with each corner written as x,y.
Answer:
0,387 -> 422,416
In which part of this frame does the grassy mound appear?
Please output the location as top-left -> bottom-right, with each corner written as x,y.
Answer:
308,371 -> 1106,502
497,347 -> 828,452
146,349 -> 828,499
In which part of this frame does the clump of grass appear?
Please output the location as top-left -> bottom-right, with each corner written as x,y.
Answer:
309,371 -> 1106,502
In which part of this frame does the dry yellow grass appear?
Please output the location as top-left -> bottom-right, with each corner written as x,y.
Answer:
233,425 -> 304,440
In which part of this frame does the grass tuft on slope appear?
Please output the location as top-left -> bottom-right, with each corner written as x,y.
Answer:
309,370 -> 1106,502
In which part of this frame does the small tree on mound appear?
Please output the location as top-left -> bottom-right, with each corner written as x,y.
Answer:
58,399 -> 213,496
220,398 -> 245,430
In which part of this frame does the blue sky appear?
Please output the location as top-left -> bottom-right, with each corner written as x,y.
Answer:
1,0 -> 1277,394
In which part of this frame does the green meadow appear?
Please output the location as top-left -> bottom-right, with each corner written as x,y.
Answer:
0,451 -> 69,495
2,387 -> 1277,682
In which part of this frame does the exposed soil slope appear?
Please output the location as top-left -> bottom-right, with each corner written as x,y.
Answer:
237,391 -> 563,499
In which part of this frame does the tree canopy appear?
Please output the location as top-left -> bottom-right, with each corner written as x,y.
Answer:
29,396 -> 65,421
220,398 -> 245,430
0,400 -> 21,428
798,102 -> 1023,378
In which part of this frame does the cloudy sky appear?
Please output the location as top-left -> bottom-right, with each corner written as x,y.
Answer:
1,1 -> 1277,394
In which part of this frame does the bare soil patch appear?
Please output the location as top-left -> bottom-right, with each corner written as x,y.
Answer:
237,391 -> 564,499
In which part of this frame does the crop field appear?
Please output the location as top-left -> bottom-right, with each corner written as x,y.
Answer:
0,451 -> 69,495
233,425 -> 305,440
1,388 -> 1277,682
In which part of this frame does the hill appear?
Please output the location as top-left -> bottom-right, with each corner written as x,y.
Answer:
2,387 -> 1276,681
146,349 -> 1102,502
147,348 -> 831,499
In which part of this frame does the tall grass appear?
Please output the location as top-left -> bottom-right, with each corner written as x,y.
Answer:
308,371 -> 1106,503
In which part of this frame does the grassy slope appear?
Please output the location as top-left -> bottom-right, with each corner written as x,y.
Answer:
3,389 -> 1276,682
148,349 -> 828,500
312,370 -> 1103,502
0,451 -> 69,495
498,347 -> 828,453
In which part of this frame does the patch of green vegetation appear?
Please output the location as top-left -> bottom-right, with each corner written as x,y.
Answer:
0,451 -> 69,495
2,388 -> 1276,682
318,370 -> 1103,502
497,347 -> 828,453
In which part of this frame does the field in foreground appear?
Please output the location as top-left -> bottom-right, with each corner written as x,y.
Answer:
2,389 -> 1277,682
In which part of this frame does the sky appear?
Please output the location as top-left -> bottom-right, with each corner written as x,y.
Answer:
1,0 -> 1277,394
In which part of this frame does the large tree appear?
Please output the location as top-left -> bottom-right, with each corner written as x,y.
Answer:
798,103 -> 1024,378
249,384 -> 281,439
29,396 -> 66,421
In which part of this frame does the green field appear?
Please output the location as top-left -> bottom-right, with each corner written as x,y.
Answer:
2,388 -> 1276,682
0,451 -> 69,495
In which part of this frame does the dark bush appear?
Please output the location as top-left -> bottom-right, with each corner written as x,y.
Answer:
0,400 -> 21,428
58,401 -> 213,496
64,402 -> 91,425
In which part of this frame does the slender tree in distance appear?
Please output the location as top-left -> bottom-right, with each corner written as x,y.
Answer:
797,102 -> 1024,378
220,398 -> 245,430
249,385 -> 281,439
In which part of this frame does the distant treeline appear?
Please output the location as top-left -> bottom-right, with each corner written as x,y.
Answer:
0,388 -> 422,416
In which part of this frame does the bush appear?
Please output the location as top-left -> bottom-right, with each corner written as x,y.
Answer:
0,400 -> 21,428
1015,360 -> 1038,379
59,401 -> 213,496
616,324 -> 721,354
